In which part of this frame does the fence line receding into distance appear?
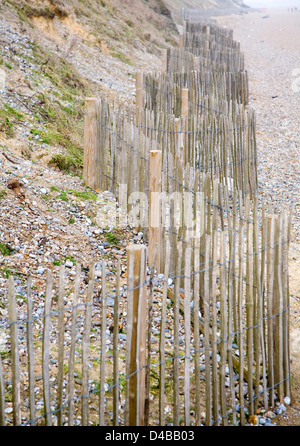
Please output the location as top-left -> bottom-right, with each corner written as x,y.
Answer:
0,18 -> 291,427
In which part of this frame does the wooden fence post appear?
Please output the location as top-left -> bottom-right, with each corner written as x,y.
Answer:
68,264 -> 81,426
267,215 -> 275,406
282,212 -> 291,398
26,275 -> 36,426
126,244 -> 147,426
193,56 -> 199,71
273,215 -> 284,402
206,25 -> 210,39
113,259 -> 121,426
8,276 -> 21,426
149,150 -> 162,272
181,88 -> 188,165
81,263 -> 95,426
0,354 -> 4,426
174,117 -> 181,155
43,269 -> 53,426
179,33 -> 183,49
136,71 -> 144,111
161,49 -> 168,74
83,97 -> 98,190
100,260 -> 107,425
57,265 -> 65,426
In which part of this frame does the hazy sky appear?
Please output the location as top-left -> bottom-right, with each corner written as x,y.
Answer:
245,0 -> 300,7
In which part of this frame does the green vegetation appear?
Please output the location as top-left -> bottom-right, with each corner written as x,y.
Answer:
14,2 -> 68,21
0,188 -> 7,200
49,154 -> 82,174
2,104 -> 24,119
24,43 -> 93,171
52,255 -> 76,266
53,187 -> 97,202
112,51 -> 133,66
0,242 -> 13,256
72,190 -> 97,201
0,103 -> 25,138
103,228 -> 121,247
56,190 -> 69,202
30,127 -> 64,145
0,266 -> 12,278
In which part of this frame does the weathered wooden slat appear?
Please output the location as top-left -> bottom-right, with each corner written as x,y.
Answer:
173,241 -> 182,426
99,260 -> 107,426
43,269 -> 53,426
113,259 -> 121,426
184,239 -> 191,426
81,263 -> 95,426
204,235 -> 212,425
159,240 -> 170,426
68,264 -> 81,426
0,354 -> 5,426
127,244 -> 147,426
8,276 -> 21,426
57,264 -> 65,426
26,275 -> 36,426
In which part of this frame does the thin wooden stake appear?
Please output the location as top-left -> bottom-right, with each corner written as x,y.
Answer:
219,231 -> 228,426
173,242 -> 182,426
149,150 -> 162,272
26,275 -> 36,425
8,275 -> 21,426
161,48 -> 168,74
181,88 -> 189,165
211,225 -> 219,425
68,264 -> 81,426
193,235 -> 201,426
267,216 -> 275,406
282,212 -> 290,398
238,206 -> 245,425
136,71 -> 144,111
83,98 -> 98,190
100,260 -> 107,426
159,240 -> 170,425
113,259 -> 121,426
184,239 -> 192,426
81,263 -> 95,426
246,196 -> 254,415
127,244 -> 147,426
204,235 -> 212,425
57,264 -> 65,426
273,215 -> 284,401
43,269 -> 53,426
0,354 -> 4,426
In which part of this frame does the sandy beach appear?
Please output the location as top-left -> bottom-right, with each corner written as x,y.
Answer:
216,7 -> 300,425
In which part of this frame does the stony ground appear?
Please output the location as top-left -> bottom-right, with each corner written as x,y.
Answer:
0,0 -> 167,292
216,7 -> 300,426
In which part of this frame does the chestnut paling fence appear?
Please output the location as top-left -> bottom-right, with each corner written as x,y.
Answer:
0,21 -> 291,426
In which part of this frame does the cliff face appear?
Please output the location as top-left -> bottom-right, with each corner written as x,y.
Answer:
0,0 -> 183,296
0,0 -> 180,169
0,0 -> 247,171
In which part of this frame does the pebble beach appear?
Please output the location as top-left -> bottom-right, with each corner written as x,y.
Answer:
216,7 -> 300,425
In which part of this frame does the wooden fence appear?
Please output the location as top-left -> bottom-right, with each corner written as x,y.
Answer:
0,205 -> 290,426
0,207 -> 291,426
0,19 -> 292,426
